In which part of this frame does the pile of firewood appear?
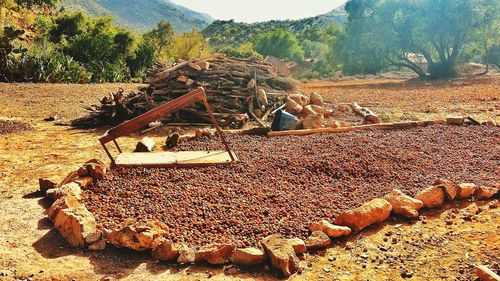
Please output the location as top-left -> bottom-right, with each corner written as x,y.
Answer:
72,54 -> 296,128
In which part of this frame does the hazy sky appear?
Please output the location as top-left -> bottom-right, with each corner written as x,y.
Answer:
170,0 -> 346,23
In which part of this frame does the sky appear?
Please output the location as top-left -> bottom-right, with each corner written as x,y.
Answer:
170,0 -> 347,23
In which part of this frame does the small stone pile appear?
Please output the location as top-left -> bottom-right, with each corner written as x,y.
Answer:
0,119 -> 33,134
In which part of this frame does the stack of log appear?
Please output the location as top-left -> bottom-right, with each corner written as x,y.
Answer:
72,54 -> 296,129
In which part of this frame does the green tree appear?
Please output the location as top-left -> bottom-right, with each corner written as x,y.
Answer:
254,29 -> 304,61
14,0 -> 57,9
220,43 -> 262,59
168,29 -> 209,62
143,19 -> 174,60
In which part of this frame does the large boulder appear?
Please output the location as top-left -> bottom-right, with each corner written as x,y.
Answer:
305,231 -> 331,250
151,238 -> 180,261
47,194 -> 81,221
106,221 -> 167,251
458,183 -> 477,198
81,159 -> 107,180
334,198 -> 392,232
310,92 -> 324,106
309,220 -> 351,238
303,113 -> 324,129
285,98 -> 303,115
289,93 -> 310,107
309,105 -> 333,118
415,186 -> 445,208
177,244 -> 196,264
195,244 -> 236,265
52,204 -> 97,248
261,234 -> 299,278
384,189 -> 424,218
435,179 -> 460,200
46,182 -> 82,201
301,105 -> 318,117
475,186 -> 498,200
231,247 -> 266,266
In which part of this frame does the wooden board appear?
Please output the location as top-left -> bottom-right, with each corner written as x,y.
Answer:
114,150 -> 237,168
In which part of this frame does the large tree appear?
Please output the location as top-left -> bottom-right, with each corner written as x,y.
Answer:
254,28 -> 304,61
344,0 -> 500,78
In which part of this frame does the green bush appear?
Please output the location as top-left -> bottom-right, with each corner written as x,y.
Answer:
254,28 -> 304,61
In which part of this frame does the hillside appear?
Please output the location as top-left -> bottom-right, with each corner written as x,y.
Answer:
203,6 -> 347,49
60,0 -> 213,33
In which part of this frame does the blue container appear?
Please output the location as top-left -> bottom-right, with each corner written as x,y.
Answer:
271,109 -> 299,131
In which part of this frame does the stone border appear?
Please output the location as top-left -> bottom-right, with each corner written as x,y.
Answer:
38,121 -> 499,278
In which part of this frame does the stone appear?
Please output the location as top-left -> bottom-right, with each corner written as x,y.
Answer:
47,194 -> 81,221
106,221 -> 167,251
481,120 -> 497,127
83,159 -> 107,180
415,186 -> 445,208
303,113 -> 324,129
309,220 -> 351,238
38,178 -> 58,194
337,104 -> 351,112
151,239 -> 180,261
289,93 -> 310,107
88,239 -> 106,251
334,198 -> 392,232
305,231 -> 331,250
257,89 -> 269,106
475,186 -> 498,200
77,166 -> 89,177
177,244 -> 196,264
476,265 -> 500,281
134,137 -> 156,153
310,92 -> 324,106
458,183 -> 477,198
53,204 -> 96,248
231,247 -> 266,266
288,238 -> 307,254
327,121 -> 341,128
301,105 -> 317,116
435,179 -> 460,200
195,244 -> 236,265
85,231 -> 103,244
446,116 -> 465,125
73,177 -> 93,188
286,98 -> 303,115
46,182 -> 82,201
384,189 -> 424,218
309,105 -> 333,118
261,234 -> 299,278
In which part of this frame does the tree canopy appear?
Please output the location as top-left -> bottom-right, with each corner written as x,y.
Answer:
254,29 -> 304,61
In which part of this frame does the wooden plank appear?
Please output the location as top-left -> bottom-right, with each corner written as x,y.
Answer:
267,120 -> 446,137
114,150 -> 237,168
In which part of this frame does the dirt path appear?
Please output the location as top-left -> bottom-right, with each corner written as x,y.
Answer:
0,79 -> 498,280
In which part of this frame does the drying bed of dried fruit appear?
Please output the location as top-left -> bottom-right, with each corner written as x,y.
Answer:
83,124 -> 499,248
0,119 -> 33,134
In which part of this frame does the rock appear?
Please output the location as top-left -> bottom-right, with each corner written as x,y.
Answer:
458,183 -> 477,198
233,249 -> 266,267
435,179 -> 460,200
82,159 -> 107,180
384,189 -> 424,218
165,133 -> 180,149
73,177 -> 93,188
106,221 -> 167,251
309,105 -> 333,118
305,231 -> 331,250
339,121 -> 353,127
46,182 -> 82,201
334,198 -> 392,232
151,239 -> 180,261
481,120 -> 497,127
88,239 -> 106,251
53,204 -> 96,248
446,116 -> 465,125
135,137 -> 156,152
257,89 -> 269,106
286,98 -> 303,115
177,244 -> 196,264
38,178 -> 58,194
195,244 -> 236,265
337,104 -> 351,112
475,186 -> 498,200
327,121 -> 341,128
231,247 -> 266,266
303,113 -> 324,129
415,186 -> 445,208
288,238 -> 307,254
77,166 -> 89,177
301,105 -> 318,116
47,193 -> 81,221
85,231 -> 103,244
489,200 -> 499,209
310,92 -> 324,106
476,265 -> 500,281
261,234 -> 299,277
289,93 -> 310,107
309,220 -> 351,238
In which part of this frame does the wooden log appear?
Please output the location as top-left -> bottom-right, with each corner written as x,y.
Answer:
351,102 -> 381,124
267,120 -> 445,137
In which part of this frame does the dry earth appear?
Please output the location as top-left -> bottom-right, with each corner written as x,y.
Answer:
0,77 -> 499,281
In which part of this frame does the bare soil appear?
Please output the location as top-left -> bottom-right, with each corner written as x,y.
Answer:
0,77 -> 499,281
